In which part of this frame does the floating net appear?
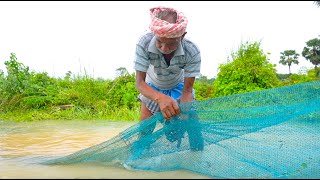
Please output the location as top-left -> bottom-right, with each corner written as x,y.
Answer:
43,80 -> 320,179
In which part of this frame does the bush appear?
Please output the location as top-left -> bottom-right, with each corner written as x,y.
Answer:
213,41 -> 280,97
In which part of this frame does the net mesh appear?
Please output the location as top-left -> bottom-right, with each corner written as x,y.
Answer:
42,80 -> 320,178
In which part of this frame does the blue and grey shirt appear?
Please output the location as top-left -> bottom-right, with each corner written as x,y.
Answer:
134,31 -> 201,90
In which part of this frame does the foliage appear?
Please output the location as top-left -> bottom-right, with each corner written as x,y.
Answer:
213,41 -> 281,97
302,38 -> 320,77
276,73 -> 291,80
278,67 -> 320,86
1,49 -> 319,121
0,55 -> 140,121
105,72 -> 139,110
2,53 -> 31,99
0,53 -> 59,111
194,75 -> 215,100
280,72 -> 318,86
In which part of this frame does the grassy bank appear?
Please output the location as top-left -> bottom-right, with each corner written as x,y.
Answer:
0,107 -> 140,122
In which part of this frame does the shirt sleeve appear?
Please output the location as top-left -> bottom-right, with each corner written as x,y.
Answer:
134,44 -> 150,72
184,52 -> 201,78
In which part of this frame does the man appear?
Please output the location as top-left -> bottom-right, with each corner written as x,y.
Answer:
134,6 -> 201,121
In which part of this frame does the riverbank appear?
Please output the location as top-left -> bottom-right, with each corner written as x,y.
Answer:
0,107 -> 140,122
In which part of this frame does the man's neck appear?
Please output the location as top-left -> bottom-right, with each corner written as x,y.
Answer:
163,53 -> 174,66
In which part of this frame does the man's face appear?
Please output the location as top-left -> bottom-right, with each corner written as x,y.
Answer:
155,36 -> 181,55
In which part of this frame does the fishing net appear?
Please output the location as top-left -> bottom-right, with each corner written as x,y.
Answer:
43,80 -> 320,179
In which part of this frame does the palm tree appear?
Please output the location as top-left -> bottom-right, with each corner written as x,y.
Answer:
279,50 -> 299,74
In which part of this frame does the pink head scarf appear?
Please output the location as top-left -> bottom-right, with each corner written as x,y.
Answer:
149,6 -> 188,38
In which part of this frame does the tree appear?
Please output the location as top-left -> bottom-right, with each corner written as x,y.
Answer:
279,50 -> 299,74
302,38 -> 320,77
116,67 -> 129,77
314,1 -> 320,7
213,41 -> 280,97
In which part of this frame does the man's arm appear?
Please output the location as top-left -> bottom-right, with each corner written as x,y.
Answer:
135,70 -> 180,120
181,45 -> 200,104
180,77 -> 195,103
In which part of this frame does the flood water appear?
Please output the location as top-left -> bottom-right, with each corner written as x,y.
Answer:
0,120 -> 209,179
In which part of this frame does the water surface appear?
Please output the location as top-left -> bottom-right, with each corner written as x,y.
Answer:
0,120 -> 209,179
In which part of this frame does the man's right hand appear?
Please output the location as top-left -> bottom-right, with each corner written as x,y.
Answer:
155,94 -> 180,120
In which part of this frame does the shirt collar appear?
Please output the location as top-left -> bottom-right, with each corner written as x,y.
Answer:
148,35 -> 184,56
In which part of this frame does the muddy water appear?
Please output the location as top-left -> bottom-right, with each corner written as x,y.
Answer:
0,120 -> 209,179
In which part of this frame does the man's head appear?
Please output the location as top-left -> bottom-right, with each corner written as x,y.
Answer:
149,7 -> 188,54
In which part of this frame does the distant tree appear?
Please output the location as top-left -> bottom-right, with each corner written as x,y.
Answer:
314,1 -> 320,7
279,50 -> 299,74
116,67 -> 129,77
302,38 -> 320,77
196,74 -> 208,82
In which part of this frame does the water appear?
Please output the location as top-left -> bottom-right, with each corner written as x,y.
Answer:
0,120 -> 209,179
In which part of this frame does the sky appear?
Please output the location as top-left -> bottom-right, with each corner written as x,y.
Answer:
0,1 -> 319,80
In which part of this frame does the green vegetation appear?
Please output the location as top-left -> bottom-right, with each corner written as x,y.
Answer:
0,53 -> 140,121
302,37 -> 320,77
194,75 -> 215,100
1,37 -> 319,121
213,41 -> 281,97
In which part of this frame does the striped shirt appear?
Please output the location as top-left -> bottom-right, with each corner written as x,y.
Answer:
134,31 -> 201,90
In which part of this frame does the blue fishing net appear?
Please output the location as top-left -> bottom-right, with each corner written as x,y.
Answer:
43,80 -> 320,178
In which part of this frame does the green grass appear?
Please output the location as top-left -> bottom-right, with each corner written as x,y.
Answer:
0,106 -> 140,122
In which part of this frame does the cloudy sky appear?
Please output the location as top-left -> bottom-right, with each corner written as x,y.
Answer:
0,1 -> 319,79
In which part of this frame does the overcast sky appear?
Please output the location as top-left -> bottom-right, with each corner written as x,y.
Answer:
0,1 -> 319,80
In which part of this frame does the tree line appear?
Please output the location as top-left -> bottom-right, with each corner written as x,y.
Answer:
279,37 -> 320,76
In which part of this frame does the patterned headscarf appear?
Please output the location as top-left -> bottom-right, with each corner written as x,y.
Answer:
149,6 -> 188,38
